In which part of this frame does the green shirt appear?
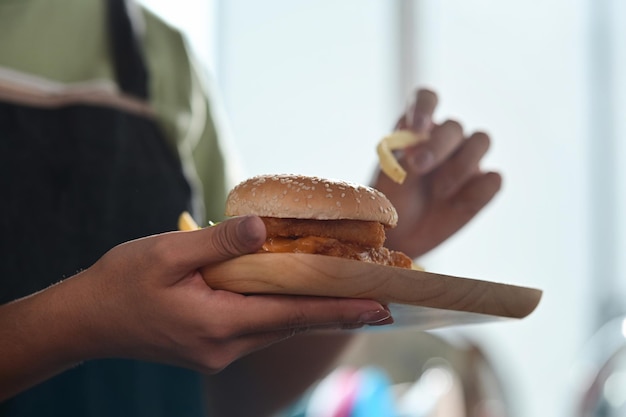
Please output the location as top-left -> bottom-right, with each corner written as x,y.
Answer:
0,0 -> 229,224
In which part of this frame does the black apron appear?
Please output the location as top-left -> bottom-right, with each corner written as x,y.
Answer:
0,1 -> 207,415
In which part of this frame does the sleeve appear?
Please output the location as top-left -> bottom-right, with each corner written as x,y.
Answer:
140,7 -> 238,226
185,56 -> 240,225
189,79 -> 229,225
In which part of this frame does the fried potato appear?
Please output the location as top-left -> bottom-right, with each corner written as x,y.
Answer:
178,212 -> 199,231
376,129 -> 428,184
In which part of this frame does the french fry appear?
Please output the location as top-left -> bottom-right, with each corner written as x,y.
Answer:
412,262 -> 425,271
376,129 -> 428,184
178,211 -> 200,231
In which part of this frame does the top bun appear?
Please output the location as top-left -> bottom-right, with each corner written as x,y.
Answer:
225,174 -> 398,227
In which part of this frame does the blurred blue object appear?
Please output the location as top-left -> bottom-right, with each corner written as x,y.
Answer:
304,366 -> 398,417
350,367 -> 399,417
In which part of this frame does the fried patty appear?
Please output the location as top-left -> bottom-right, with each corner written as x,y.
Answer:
259,217 -> 412,268
261,217 -> 386,248
261,236 -> 412,268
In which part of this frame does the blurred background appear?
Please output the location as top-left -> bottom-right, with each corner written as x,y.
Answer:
139,0 -> 626,416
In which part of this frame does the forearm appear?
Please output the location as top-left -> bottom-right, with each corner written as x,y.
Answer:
0,272 -> 98,400
204,332 -> 355,417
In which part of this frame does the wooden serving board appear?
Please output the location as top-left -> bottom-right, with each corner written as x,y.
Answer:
201,253 -> 542,330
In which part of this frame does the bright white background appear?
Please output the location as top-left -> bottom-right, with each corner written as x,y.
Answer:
140,1 -> 625,416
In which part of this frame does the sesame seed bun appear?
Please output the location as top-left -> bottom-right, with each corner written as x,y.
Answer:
225,174 -> 398,227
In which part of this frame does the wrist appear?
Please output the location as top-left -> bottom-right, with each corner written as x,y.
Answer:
0,271 -> 105,399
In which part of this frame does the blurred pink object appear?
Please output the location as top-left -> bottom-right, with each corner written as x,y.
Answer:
306,367 -> 360,417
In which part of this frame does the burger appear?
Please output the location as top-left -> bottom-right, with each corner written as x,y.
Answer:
225,174 -> 412,269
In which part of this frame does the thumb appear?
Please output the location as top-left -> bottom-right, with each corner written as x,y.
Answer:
179,215 -> 267,270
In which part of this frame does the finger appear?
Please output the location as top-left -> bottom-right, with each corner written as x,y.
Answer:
366,304 -> 393,327
207,215 -> 267,259
410,88 -> 438,131
378,89 -> 439,186
229,321 -> 367,358
404,120 -> 465,176
164,216 -> 267,272
450,171 -> 502,213
192,321 -> 368,374
430,131 -> 491,199
395,88 -> 438,131
405,172 -> 502,256
218,295 -> 391,336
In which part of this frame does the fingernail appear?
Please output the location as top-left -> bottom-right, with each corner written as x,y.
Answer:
408,150 -> 435,174
369,316 -> 395,326
359,309 -> 391,324
237,216 -> 266,246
